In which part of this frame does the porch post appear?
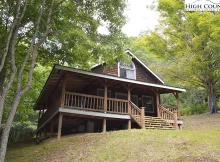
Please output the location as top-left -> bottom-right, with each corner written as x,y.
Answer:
176,93 -> 180,119
128,119 -> 131,129
104,85 -> 107,113
173,110 -> 178,129
127,85 -> 131,114
156,92 -> 160,117
140,107 -> 145,129
102,118 -> 106,132
57,113 -> 63,140
61,76 -> 66,107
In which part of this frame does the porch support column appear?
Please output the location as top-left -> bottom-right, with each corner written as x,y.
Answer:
57,113 -> 63,140
61,75 -> 66,107
156,92 -> 160,117
127,85 -> 131,114
128,119 -> 131,129
102,118 -> 106,132
173,110 -> 178,129
104,84 -> 107,113
176,93 -> 180,119
140,107 -> 145,129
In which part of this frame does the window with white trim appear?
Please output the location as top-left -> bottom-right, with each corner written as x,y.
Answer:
118,61 -> 136,79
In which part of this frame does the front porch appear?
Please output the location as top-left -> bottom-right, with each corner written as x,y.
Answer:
37,91 -> 181,140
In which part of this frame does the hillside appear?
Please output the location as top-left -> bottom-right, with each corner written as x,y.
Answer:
6,113 -> 220,162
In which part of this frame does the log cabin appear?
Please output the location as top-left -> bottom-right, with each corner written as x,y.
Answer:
34,49 -> 186,140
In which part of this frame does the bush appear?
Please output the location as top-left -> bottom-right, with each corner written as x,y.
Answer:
181,103 -> 208,116
191,103 -> 208,114
8,121 -> 37,142
181,107 -> 192,116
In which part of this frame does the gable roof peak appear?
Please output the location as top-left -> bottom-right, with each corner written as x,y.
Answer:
125,49 -> 164,84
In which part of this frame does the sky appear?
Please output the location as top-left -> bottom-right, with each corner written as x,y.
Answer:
122,0 -> 159,37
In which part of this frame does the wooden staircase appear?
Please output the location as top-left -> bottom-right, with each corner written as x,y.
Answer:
144,116 -> 174,130
129,101 -> 177,130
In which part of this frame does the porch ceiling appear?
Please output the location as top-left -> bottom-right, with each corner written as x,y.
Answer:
34,65 -> 185,110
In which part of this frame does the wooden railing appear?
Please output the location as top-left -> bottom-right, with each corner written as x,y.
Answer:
107,98 -> 128,114
64,92 -> 104,112
130,101 -> 141,123
159,105 -> 174,122
159,105 -> 178,129
129,101 -> 145,128
164,106 -> 177,113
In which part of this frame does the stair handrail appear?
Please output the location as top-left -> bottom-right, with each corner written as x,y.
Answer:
129,101 -> 141,113
129,101 -> 145,128
159,105 -> 178,129
159,105 -> 173,115
159,105 -> 174,123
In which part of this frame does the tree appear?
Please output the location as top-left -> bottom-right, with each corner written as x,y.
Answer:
0,0 -> 127,161
137,0 -> 220,114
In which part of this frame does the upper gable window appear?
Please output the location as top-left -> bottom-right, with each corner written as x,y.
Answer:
118,61 -> 136,79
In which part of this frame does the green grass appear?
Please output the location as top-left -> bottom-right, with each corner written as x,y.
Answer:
6,113 -> 220,162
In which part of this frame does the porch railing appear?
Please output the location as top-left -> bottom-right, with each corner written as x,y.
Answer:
64,92 -> 104,112
107,98 -> 128,114
64,92 -> 129,114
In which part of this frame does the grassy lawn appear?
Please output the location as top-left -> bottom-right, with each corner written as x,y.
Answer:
6,113 -> 220,162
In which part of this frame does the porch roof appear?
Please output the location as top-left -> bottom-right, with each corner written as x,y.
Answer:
56,65 -> 185,92
34,65 -> 185,110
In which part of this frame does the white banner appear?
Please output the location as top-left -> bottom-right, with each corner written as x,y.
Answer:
185,0 -> 220,11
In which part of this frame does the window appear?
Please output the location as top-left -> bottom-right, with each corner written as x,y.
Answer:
142,96 -> 154,113
115,93 -> 138,105
118,61 -> 136,79
97,89 -> 111,98
115,92 -> 128,100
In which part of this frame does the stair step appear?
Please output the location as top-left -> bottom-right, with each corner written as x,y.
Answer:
160,128 -> 175,130
152,119 -> 164,121
133,115 -> 174,130
152,117 -> 163,119
145,126 -> 174,130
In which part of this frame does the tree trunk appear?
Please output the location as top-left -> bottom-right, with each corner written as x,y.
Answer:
206,81 -> 218,114
0,67 -> 7,129
208,93 -> 218,114
0,92 -> 22,162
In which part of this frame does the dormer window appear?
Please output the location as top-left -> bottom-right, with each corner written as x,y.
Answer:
118,61 -> 136,79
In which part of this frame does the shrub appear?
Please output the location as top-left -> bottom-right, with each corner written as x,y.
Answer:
181,107 -> 192,116
8,121 -> 37,142
181,103 -> 208,116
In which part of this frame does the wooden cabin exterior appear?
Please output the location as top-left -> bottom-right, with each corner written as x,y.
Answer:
34,50 -> 185,140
